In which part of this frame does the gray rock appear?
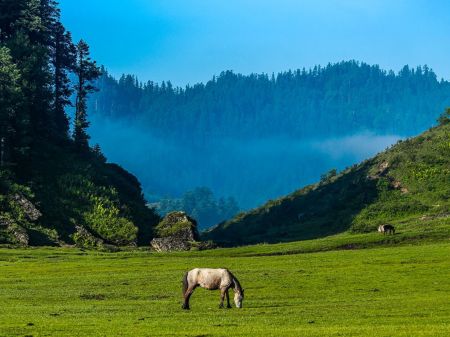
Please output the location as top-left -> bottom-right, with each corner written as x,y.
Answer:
10,194 -> 42,221
150,236 -> 191,252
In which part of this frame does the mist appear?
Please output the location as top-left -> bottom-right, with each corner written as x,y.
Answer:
89,116 -> 401,210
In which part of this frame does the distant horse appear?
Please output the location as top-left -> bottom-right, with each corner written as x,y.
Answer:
182,268 -> 244,310
378,224 -> 395,235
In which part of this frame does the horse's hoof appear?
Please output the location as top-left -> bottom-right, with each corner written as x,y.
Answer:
227,306 -> 232,309
219,305 -> 224,309
182,305 -> 190,310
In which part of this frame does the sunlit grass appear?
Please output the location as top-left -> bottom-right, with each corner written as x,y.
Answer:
0,234 -> 449,336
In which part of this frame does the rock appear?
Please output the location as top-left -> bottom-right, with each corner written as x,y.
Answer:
150,236 -> 192,252
10,194 -> 42,221
151,211 -> 207,252
368,161 -> 390,180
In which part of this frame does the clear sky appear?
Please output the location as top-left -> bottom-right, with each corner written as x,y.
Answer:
60,0 -> 450,86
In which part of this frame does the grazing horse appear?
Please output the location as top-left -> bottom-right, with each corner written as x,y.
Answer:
182,268 -> 244,310
378,224 -> 395,235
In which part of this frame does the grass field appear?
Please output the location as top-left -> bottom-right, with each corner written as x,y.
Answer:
0,234 -> 449,337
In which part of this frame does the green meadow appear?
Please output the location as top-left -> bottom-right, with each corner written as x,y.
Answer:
1,232 -> 449,337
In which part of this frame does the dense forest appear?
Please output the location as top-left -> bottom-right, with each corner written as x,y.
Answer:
91,62 -> 450,140
0,0 -> 159,247
87,63 -> 450,208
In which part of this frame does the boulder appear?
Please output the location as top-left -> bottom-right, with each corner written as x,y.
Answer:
150,211 -> 202,252
150,236 -> 191,252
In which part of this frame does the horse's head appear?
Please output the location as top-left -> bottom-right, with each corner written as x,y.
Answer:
234,289 -> 244,308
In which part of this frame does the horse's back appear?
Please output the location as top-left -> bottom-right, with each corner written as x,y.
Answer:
188,268 -> 232,290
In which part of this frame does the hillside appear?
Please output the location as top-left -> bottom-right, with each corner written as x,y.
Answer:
206,113 -> 450,245
0,1 -> 160,248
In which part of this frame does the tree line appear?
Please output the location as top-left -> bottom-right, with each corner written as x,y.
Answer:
153,187 -> 240,229
90,61 -> 450,142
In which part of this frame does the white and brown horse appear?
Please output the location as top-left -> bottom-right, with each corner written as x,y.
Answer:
182,268 -> 244,310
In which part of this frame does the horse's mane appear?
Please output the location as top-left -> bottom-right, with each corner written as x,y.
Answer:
228,270 -> 242,293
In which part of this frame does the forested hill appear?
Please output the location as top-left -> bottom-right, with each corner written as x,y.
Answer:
86,61 -> 450,209
205,113 -> 450,245
90,61 -> 450,140
0,1 -> 159,247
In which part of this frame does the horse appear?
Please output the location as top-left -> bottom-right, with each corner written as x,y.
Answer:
378,224 -> 395,235
181,268 -> 244,310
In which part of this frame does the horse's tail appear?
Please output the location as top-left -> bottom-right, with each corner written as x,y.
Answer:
182,271 -> 189,295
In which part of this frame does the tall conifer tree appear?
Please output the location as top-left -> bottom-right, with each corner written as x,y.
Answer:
51,21 -> 76,139
73,40 -> 100,150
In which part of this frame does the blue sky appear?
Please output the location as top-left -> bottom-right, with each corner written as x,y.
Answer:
60,0 -> 450,86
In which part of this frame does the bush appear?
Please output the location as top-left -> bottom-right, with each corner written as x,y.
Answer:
84,198 -> 137,245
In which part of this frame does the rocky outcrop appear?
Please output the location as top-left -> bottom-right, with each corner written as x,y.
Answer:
150,236 -> 192,252
73,225 -> 104,248
10,194 -> 42,221
150,211 -> 213,252
0,194 -> 42,246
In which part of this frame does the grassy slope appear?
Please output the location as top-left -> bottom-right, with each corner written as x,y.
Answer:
0,240 -> 449,337
206,122 -> 450,245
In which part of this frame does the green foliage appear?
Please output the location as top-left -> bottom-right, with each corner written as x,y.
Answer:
85,198 -> 137,245
154,211 -> 196,237
437,107 -> 450,125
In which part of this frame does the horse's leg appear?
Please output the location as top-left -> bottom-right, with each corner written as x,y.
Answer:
225,288 -> 232,308
182,286 -> 195,310
219,288 -> 226,309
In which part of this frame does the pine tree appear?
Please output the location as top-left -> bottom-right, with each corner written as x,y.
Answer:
51,21 -> 76,139
0,0 -> 27,43
0,46 -> 22,167
4,0 -> 57,174
73,40 -> 100,150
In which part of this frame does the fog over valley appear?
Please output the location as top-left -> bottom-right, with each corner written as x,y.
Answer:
89,115 -> 401,210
